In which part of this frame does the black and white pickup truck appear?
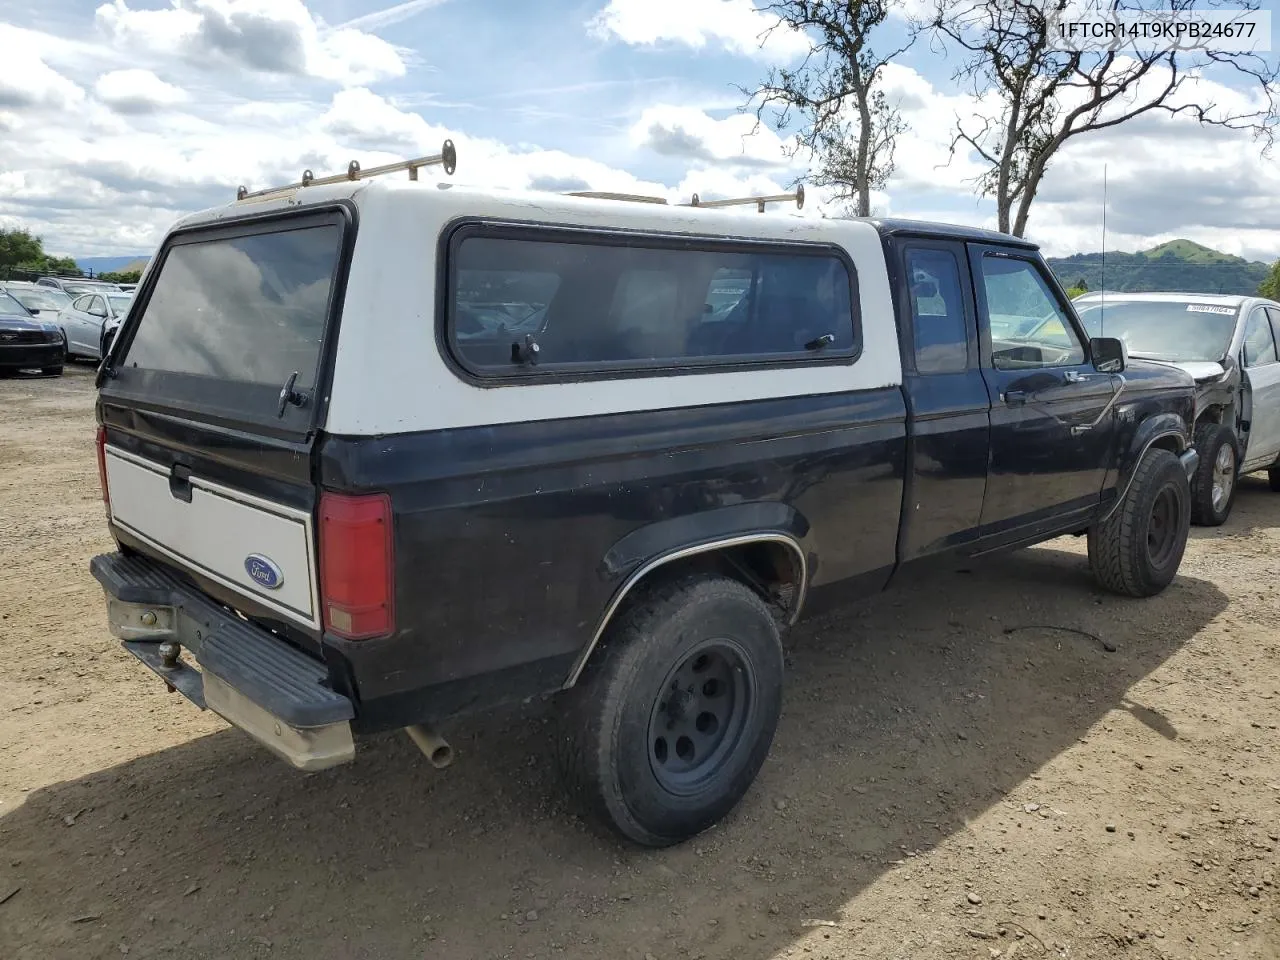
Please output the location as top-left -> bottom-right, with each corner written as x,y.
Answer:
89,166 -> 1199,847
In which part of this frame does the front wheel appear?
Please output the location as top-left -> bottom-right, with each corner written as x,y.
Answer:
1269,467 -> 1280,493
556,573 -> 784,847
42,365 -> 64,377
1088,447 -> 1191,597
1189,423 -> 1238,526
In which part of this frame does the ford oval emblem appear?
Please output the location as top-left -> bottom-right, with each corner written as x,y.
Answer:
244,554 -> 284,590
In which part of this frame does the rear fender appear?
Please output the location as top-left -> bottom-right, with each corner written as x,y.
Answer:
564,502 -> 811,687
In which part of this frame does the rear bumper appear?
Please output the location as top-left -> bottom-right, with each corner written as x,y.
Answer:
90,551 -> 355,771
0,342 -> 64,367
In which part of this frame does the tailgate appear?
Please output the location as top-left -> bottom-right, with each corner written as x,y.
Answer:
104,446 -> 319,626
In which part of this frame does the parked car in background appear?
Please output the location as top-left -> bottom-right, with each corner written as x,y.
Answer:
58,291 -> 133,360
1073,291 -> 1280,524
37,276 -> 124,296
2,283 -> 74,323
0,289 -> 65,376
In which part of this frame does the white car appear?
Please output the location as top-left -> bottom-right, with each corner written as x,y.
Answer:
58,291 -> 133,360
3,284 -> 74,324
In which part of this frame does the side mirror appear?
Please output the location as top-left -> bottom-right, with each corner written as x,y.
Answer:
1091,336 -> 1126,373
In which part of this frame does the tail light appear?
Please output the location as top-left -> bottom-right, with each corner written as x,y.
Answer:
318,491 -> 394,640
95,425 -> 111,516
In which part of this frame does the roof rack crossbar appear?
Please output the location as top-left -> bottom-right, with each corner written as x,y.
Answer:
566,191 -> 669,205
680,185 -> 805,213
236,139 -> 457,201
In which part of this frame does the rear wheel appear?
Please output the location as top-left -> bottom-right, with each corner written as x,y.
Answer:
42,365 -> 64,377
1088,447 -> 1190,597
1189,423 -> 1237,526
557,573 -> 784,847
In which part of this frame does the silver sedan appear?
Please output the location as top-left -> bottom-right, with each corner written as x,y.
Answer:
57,292 -> 133,360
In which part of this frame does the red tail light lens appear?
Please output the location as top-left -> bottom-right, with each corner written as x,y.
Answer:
318,491 -> 394,640
95,425 -> 111,515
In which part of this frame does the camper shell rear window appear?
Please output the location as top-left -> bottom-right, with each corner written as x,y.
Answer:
105,207 -> 351,434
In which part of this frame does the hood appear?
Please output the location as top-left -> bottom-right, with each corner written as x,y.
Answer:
1136,358 -> 1226,383
0,312 -> 61,334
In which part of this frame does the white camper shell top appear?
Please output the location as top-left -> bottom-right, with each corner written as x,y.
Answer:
153,179 -> 904,438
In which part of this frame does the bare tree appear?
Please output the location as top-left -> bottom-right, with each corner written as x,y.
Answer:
750,1 -> 913,217
932,0 -> 1279,237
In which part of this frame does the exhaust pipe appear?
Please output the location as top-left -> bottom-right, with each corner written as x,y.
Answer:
405,724 -> 454,769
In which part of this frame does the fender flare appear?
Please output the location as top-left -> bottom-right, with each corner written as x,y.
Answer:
1099,412 -> 1190,524
563,503 -> 810,688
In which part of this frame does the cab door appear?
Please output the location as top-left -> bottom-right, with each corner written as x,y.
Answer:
63,295 -> 98,353
968,245 -> 1118,544
1240,305 -> 1280,470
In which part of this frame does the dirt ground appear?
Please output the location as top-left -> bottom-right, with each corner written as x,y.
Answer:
0,365 -> 1277,960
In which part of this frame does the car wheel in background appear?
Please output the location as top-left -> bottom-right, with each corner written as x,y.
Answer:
1189,423 -> 1238,526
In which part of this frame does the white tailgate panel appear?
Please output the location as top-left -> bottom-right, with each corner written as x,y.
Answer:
104,447 -> 317,623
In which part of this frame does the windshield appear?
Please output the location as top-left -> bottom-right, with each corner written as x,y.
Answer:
107,295 -> 133,315
0,291 -> 32,316
1075,300 -> 1238,362
12,290 -> 69,312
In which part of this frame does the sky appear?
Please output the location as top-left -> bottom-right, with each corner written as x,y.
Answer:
0,0 -> 1278,262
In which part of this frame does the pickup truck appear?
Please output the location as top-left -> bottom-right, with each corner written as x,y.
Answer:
89,163 -> 1199,847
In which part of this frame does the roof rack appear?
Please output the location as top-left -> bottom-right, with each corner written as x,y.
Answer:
682,185 -> 804,213
236,139 -> 457,202
567,191 -> 669,204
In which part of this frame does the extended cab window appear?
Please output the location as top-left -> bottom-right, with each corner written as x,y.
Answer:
1243,307 -> 1278,367
981,255 -> 1085,369
447,229 -> 858,376
905,247 -> 968,374
110,215 -> 345,431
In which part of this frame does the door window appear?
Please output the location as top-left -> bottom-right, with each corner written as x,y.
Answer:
1242,308 -> 1277,367
980,255 -> 1085,369
905,247 -> 969,374
72,295 -> 93,312
1265,307 -> 1280,357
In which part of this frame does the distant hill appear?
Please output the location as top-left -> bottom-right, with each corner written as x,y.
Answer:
76,255 -> 150,276
1048,240 -> 1273,296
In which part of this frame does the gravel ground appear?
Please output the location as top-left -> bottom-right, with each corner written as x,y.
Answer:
1,365 -> 1277,960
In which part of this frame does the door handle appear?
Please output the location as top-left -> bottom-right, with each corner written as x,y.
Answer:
1063,370 -> 1092,384
1002,390 -> 1028,405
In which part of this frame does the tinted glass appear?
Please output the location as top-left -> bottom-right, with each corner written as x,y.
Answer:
905,248 -> 968,374
449,234 -> 856,373
981,256 -> 1084,369
1242,308 -> 1277,367
121,225 -> 341,390
10,290 -> 64,312
1268,307 -> 1280,349
0,291 -> 30,316
1074,299 -> 1237,362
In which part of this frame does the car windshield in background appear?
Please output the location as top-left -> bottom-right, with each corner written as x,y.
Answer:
11,291 -> 67,312
114,221 -> 342,427
1075,300 -> 1238,362
0,291 -> 34,315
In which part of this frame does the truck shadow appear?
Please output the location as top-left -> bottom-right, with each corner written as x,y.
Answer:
1,545 -> 1225,960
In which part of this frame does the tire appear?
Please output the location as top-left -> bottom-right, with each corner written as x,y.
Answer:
1088,447 -> 1190,598
556,573 -> 784,847
1269,468 -> 1280,493
42,365 -> 64,377
1189,422 -> 1238,526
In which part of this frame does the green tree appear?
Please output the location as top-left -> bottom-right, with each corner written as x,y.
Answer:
0,227 -> 83,278
1260,260 -> 1280,301
99,270 -> 142,284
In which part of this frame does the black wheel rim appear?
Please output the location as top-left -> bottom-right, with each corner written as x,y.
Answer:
1147,484 -> 1181,567
647,639 -> 754,795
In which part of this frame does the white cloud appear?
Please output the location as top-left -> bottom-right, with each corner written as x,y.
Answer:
94,69 -> 188,114
589,0 -> 810,61
335,0 -> 449,33
0,48 -> 85,111
94,0 -> 407,86
630,106 -> 790,167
